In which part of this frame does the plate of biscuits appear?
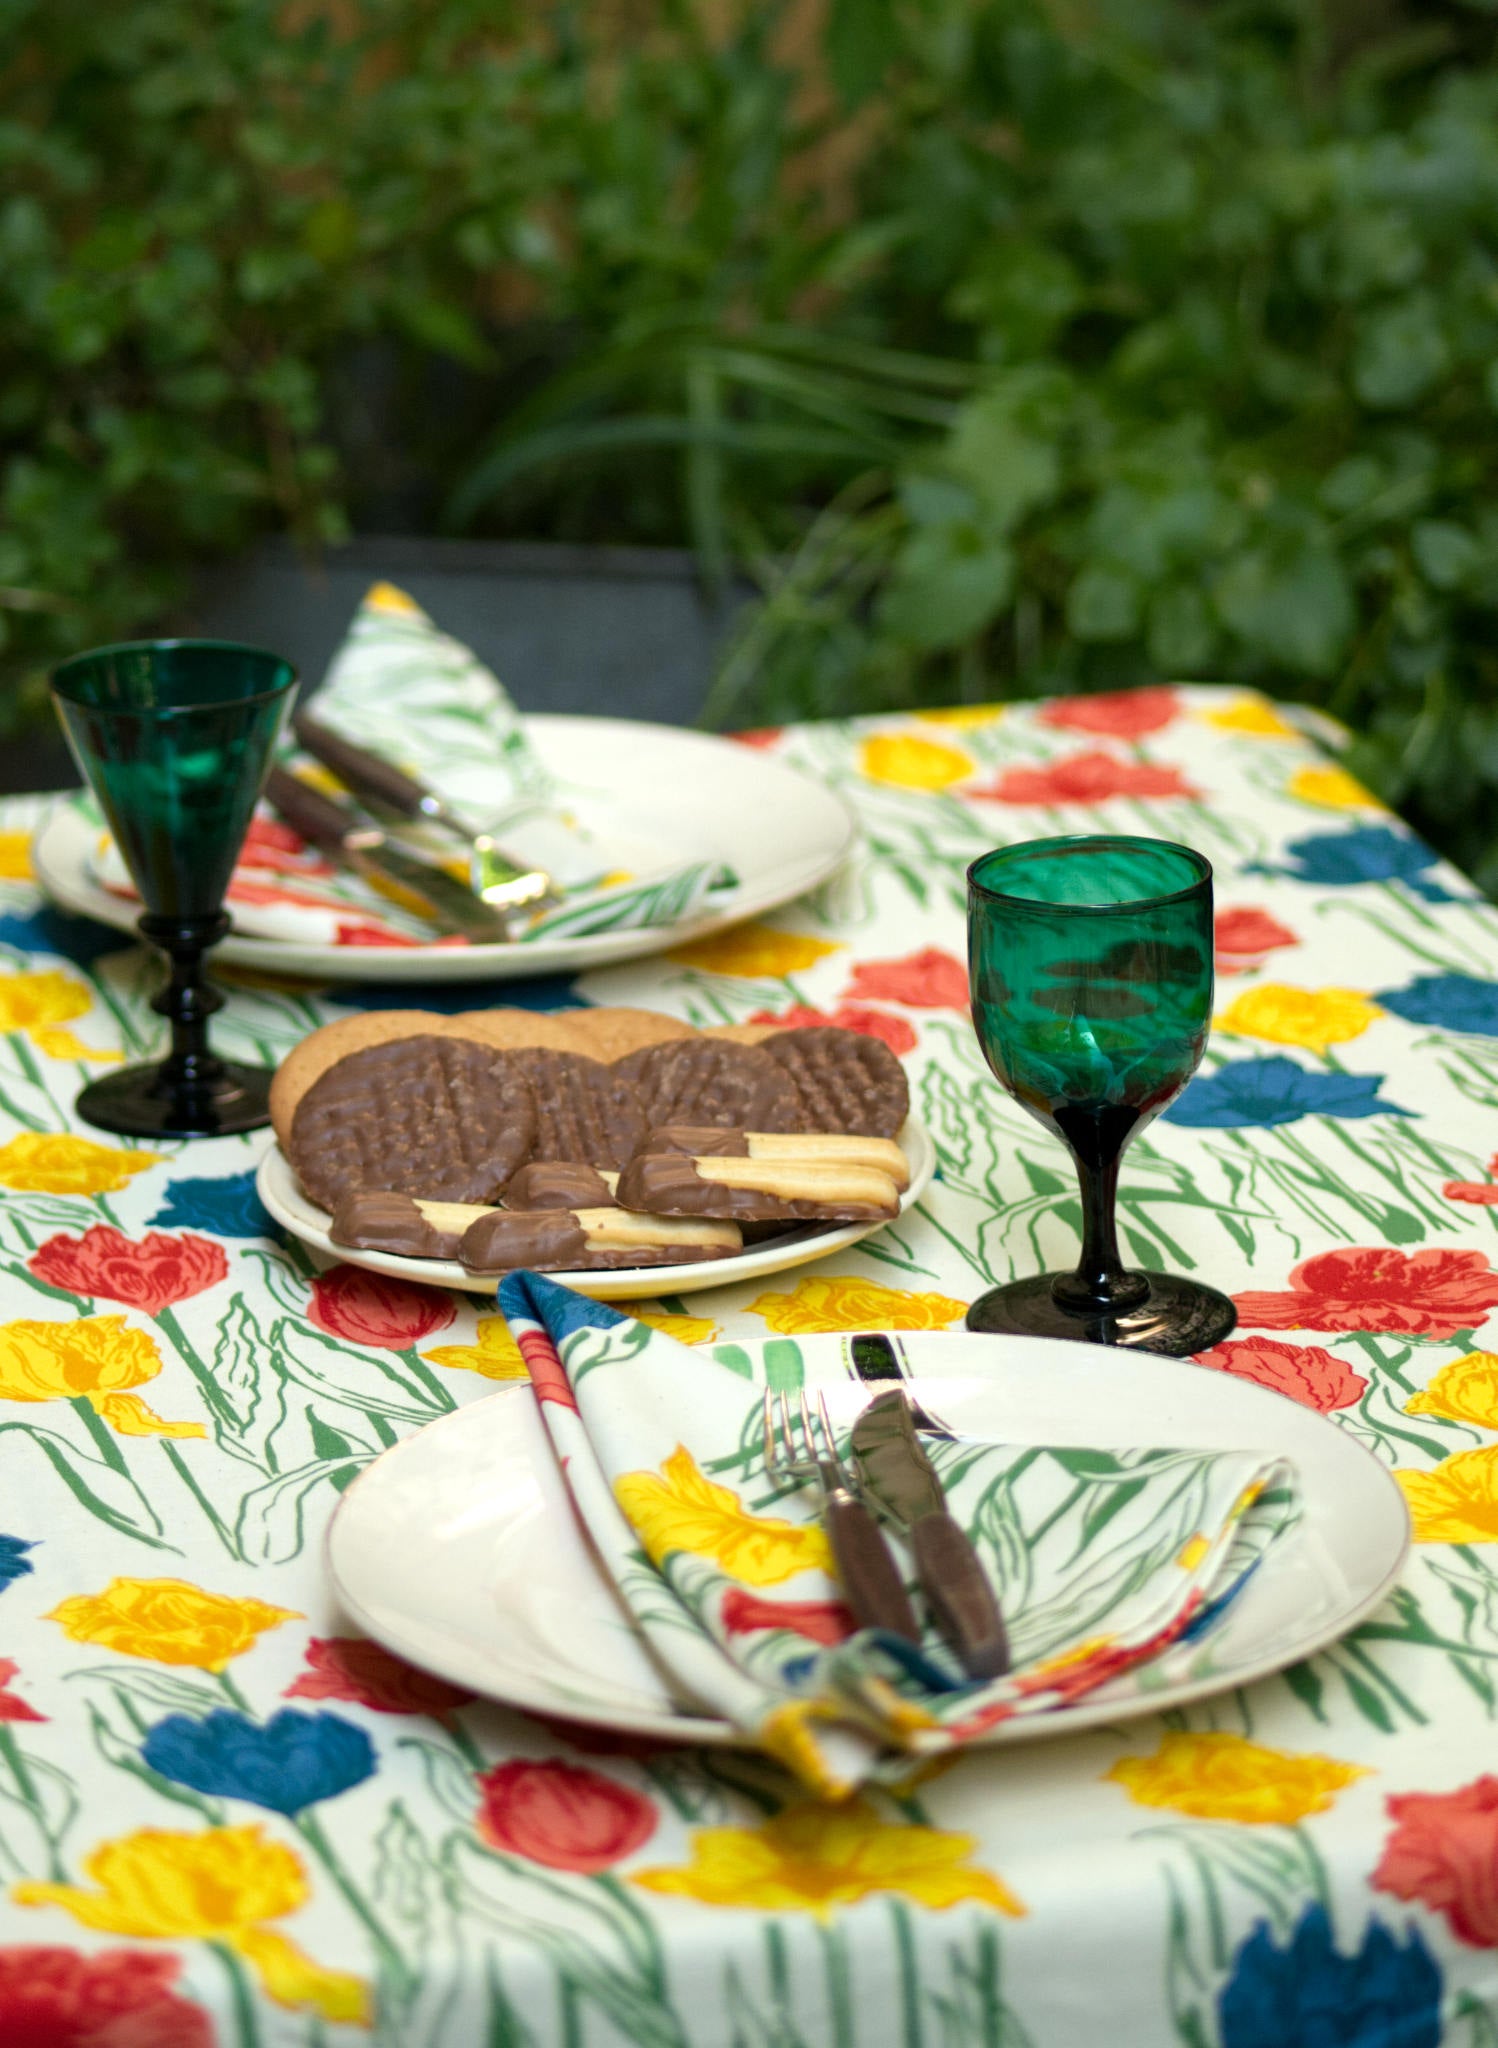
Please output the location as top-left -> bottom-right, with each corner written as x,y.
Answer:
259,1004 -> 936,1299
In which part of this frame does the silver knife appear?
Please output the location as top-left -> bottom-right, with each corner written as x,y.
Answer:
292,714 -> 557,920
264,768 -> 518,945
850,1388 -> 1010,1681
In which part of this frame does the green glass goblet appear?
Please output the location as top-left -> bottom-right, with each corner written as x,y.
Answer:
966,834 -> 1236,1356
51,639 -> 297,1138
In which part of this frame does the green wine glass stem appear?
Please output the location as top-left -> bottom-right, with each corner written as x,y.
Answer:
139,913 -> 230,1102
1051,1108 -> 1149,1316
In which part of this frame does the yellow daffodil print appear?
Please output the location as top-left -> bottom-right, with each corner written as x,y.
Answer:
1287,765 -> 1381,811
857,733 -> 973,791
1405,1355 -> 1498,1429
0,1133 -> 161,1196
15,1824 -> 369,2024
0,1317 -> 203,1437
424,1317 -> 527,1381
1215,984 -> 1383,1053
631,1306 -> 718,1344
913,705 -> 1004,730
1396,1446 -> 1498,1542
746,1275 -> 968,1335
615,1445 -> 833,1586
667,924 -> 841,977
1200,697 -> 1300,739
0,969 -> 121,1062
633,1798 -> 1025,1920
0,829 -> 33,881
1106,1731 -> 1367,1824
47,1577 -> 300,1669
363,580 -> 423,616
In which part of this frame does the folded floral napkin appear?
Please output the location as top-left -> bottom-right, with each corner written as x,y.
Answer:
498,1272 -> 1299,1797
85,582 -> 738,950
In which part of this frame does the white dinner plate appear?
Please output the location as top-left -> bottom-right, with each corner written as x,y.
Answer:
326,1331 -> 1410,1746
257,1114 -> 936,1301
29,716 -> 857,982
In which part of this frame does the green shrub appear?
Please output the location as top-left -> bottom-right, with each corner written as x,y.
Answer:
7,0 -> 1498,884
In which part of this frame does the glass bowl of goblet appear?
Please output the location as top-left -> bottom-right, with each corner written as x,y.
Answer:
966,833 -> 1236,1356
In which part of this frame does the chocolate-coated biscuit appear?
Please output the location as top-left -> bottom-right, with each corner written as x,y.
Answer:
329,1190 -> 466,1259
615,1037 -> 802,1133
458,1206 -> 735,1275
615,1151 -> 899,1223
289,1036 -> 537,1212
504,1048 -> 646,1170
760,1027 -> 910,1138
505,1161 -> 618,1210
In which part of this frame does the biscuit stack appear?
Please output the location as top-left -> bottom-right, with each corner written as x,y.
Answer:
271,1007 -> 912,1275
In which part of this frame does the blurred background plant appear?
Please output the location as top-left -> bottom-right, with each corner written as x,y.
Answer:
5,0 -> 1498,879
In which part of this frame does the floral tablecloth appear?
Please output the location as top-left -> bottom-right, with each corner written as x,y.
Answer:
1,681 -> 1496,2048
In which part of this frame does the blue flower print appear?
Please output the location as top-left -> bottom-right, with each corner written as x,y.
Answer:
142,1707 -> 375,1814
1265,826 -> 1457,902
0,1535 -> 36,1592
0,904 -> 132,967
1376,974 -> 1498,1038
150,1171 -> 272,1239
1219,1903 -> 1440,2048
1164,1057 -> 1412,1128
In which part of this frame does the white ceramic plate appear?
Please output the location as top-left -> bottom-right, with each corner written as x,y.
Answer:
257,1115 -> 936,1301
326,1332 -> 1410,1746
29,716 -> 857,982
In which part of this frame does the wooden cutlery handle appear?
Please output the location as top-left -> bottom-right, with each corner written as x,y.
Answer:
294,713 -> 429,817
264,767 -> 350,856
824,1493 -> 920,1642
911,1514 -> 1010,1680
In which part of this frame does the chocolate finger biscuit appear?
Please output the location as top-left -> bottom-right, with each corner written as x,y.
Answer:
633,1124 -> 910,1190
616,1149 -> 900,1223
289,1036 -> 537,1212
505,1049 -> 646,1170
459,1204 -> 739,1274
615,1036 -> 802,1133
761,1026 -> 910,1138
504,1161 -> 619,1210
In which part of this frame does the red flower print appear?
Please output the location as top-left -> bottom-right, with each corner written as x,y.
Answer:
1214,907 -> 1298,974
843,948 -> 969,1012
721,1589 -> 857,1645
0,1947 -> 211,2048
28,1227 -> 228,1317
730,727 -> 783,749
1444,1156 -> 1498,1207
746,1003 -> 918,1057
968,750 -> 1199,805
332,923 -> 469,949
1374,1777 -> 1498,1946
1038,687 -> 1180,739
516,1326 -> 579,1410
0,1658 -> 43,1723
1234,1248 -> 1498,1338
308,1265 -> 456,1349
284,1636 -> 473,1715
475,1759 -> 656,1872
238,815 -> 337,876
1193,1336 -> 1367,1412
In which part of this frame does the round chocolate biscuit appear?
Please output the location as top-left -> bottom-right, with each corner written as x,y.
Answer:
504,1048 -> 646,1170
760,1026 -> 910,1138
289,1036 -> 537,1213
616,1037 -> 802,1133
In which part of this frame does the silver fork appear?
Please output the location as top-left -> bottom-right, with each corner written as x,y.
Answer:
762,1388 -> 920,1642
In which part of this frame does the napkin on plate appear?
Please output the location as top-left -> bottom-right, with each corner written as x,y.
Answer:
84,582 -> 739,949
498,1272 -> 1300,1796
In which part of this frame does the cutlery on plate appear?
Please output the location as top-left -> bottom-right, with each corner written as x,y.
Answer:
851,1387 -> 1011,1680
849,1332 -> 953,1437
762,1388 -> 920,1643
264,767 -> 518,945
292,713 -> 557,919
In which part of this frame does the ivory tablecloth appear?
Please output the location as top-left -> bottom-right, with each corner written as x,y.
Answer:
0,682 -> 1494,2046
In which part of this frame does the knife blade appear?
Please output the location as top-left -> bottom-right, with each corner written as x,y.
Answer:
850,1388 -> 1010,1681
292,713 -> 557,919
264,768 -> 518,945
849,1333 -> 953,1437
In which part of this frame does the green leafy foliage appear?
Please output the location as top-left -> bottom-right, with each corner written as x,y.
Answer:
6,0 -> 1498,880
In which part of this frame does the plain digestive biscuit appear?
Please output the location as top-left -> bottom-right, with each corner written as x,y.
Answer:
614,1149 -> 900,1222
459,1204 -> 739,1274
632,1124 -> 910,1191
